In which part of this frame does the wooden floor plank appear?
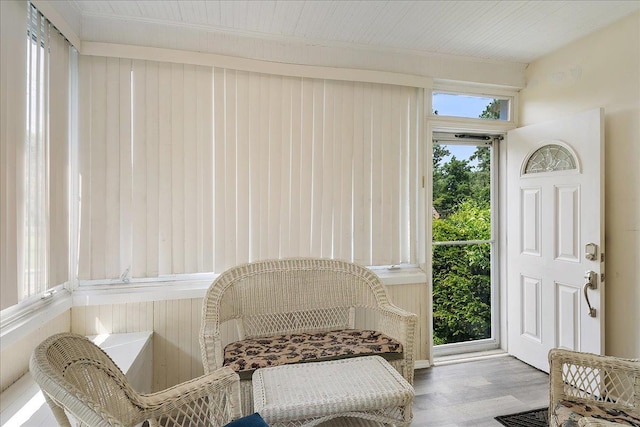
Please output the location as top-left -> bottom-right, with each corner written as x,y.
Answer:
411,355 -> 549,426
2,352 -> 547,427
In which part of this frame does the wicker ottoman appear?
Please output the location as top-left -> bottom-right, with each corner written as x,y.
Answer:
252,356 -> 414,427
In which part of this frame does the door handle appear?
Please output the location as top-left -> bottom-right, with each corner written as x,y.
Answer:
583,270 -> 597,318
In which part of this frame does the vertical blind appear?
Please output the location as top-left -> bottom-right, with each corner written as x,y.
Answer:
78,58 -> 422,281
0,2 -> 70,310
78,58 -> 214,279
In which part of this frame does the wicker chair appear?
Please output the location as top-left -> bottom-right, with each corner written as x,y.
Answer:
549,348 -> 640,427
200,258 -> 417,416
30,333 -> 243,427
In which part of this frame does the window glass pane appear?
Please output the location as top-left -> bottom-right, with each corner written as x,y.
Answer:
432,243 -> 492,345
432,143 -> 491,240
24,5 -> 49,298
432,139 -> 494,348
432,93 -> 509,120
525,144 -> 577,174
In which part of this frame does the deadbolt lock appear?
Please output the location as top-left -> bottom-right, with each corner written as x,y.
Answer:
585,243 -> 598,261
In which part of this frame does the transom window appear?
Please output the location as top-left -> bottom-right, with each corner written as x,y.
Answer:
432,92 -> 511,121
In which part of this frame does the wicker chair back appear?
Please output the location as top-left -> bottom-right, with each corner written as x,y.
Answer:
30,332 -> 243,427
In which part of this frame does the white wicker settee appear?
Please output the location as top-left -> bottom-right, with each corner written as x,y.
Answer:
200,258 -> 418,416
549,348 -> 640,427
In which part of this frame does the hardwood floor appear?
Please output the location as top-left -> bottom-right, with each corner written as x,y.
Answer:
411,354 -> 549,426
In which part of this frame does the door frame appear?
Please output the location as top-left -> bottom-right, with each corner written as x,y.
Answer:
426,118 -> 515,358
426,83 -> 518,360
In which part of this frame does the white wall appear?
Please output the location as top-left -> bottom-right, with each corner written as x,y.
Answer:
519,11 -> 640,358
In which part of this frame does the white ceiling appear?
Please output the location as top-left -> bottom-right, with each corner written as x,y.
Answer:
60,0 -> 640,64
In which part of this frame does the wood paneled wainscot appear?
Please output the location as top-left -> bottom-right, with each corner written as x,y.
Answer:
71,299 -> 202,392
70,281 -> 429,391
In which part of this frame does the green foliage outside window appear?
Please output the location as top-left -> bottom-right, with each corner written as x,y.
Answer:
432,202 -> 491,345
480,99 -> 502,120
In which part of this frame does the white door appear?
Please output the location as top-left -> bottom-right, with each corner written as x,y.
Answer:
506,108 -> 605,372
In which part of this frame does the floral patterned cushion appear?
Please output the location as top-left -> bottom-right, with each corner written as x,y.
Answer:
553,400 -> 640,427
579,418 -> 631,427
223,329 -> 403,379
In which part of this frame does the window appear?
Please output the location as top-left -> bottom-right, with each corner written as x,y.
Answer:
524,143 -> 577,174
431,132 -> 500,355
77,63 -> 423,282
0,3 -> 72,310
432,92 -> 510,121
24,4 -> 49,298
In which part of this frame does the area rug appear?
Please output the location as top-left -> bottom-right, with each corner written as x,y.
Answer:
495,407 -> 548,427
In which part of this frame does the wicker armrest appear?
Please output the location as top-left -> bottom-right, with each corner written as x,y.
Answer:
200,331 -> 226,373
373,304 -> 418,384
549,348 -> 640,414
374,305 -> 417,343
140,367 -> 242,425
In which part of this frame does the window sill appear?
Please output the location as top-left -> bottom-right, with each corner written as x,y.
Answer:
373,266 -> 427,286
0,290 -> 72,349
73,266 -> 427,306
